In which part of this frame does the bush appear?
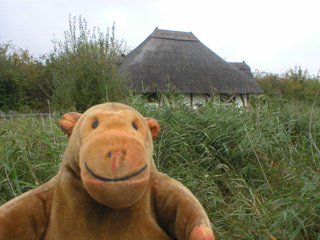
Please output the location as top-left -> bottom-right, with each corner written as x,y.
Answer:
255,66 -> 320,106
46,15 -> 128,111
0,44 -> 49,111
0,15 -> 128,112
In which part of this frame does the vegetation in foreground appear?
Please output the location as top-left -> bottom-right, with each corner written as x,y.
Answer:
1,99 -> 320,239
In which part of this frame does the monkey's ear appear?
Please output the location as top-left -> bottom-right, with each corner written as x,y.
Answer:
145,118 -> 160,140
60,112 -> 82,136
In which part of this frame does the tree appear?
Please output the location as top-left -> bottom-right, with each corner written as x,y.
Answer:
47,15 -> 128,111
255,66 -> 320,104
0,43 -> 48,111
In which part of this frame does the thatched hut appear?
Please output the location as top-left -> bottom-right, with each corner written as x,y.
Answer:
119,28 -> 263,107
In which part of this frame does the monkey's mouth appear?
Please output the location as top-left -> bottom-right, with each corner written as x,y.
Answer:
85,163 -> 148,182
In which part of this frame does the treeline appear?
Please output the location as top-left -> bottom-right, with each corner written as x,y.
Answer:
0,16 -> 128,113
255,67 -> 320,106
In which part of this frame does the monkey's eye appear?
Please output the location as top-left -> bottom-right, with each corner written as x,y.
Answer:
92,120 -> 99,129
132,122 -> 138,130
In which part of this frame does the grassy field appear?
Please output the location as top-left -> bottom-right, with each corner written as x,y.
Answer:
1,99 -> 320,239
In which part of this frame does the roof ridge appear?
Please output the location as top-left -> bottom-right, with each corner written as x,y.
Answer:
150,27 -> 199,42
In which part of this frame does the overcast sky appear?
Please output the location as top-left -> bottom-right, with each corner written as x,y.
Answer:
1,0 -> 319,76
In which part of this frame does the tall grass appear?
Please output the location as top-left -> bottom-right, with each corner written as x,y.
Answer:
1,100 -> 320,239
0,114 -> 66,202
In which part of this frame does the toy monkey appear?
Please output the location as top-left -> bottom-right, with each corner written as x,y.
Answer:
0,103 -> 215,240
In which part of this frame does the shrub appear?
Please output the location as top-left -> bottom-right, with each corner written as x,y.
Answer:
46,15 -> 128,111
0,44 -> 48,111
255,66 -> 320,106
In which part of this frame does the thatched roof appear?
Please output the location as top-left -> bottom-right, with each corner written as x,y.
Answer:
229,61 -> 255,79
119,28 -> 264,95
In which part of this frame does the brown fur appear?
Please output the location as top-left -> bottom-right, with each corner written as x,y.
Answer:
0,103 -> 215,240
